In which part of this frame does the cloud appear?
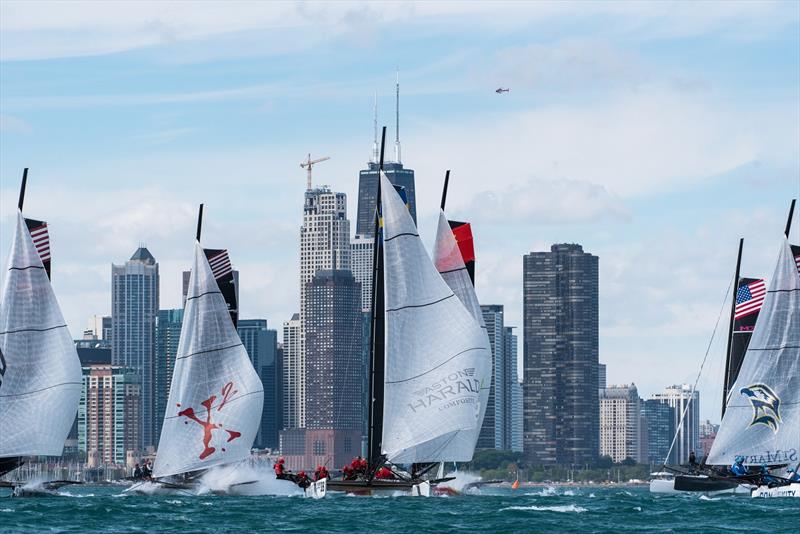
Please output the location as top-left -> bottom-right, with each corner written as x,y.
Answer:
0,114 -> 32,133
466,178 -> 630,225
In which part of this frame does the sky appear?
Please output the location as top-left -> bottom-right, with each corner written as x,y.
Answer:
1,1 -> 798,424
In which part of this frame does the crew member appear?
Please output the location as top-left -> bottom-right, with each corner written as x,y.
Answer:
274,457 -> 287,478
296,470 -> 311,489
342,465 -> 355,480
688,451 -> 697,466
133,463 -> 142,480
318,466 -> 330,480
730,456 -> 747,476
141,461 -> 152,479
375,466 -> 394,480
786,467 -> 800,482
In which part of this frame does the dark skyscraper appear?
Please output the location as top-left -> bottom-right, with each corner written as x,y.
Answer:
154,308 -> 183,447
523,244 -> 599,466
478,304 -> 505,450
642,399 -> 676,464
304,269 -> 362,430
238,319 -> 282,450
355,162 -> 416,237
112,247 -> 159,450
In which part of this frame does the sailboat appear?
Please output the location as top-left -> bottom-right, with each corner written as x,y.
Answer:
326,129 -> 492,496
127,205 -> 263,494
0,169 -> 83,496
660,200 -> 800,497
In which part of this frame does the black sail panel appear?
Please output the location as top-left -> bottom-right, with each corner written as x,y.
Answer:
24,218 -> 51,279
203,248 -> 238,328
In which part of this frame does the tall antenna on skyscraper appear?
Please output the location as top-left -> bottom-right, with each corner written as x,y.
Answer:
372,91 -> 379,164
394,68 -> 401,164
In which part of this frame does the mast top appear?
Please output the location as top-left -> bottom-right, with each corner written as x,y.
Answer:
196,203 -> 204,243
18,168 -> 28,212
785,199 -> 796,238
440,170 -> 451,211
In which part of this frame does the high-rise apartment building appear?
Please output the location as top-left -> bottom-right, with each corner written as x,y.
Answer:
282,313 -> 302,429
304,270 -> 362,430
598,363 -> 607,390
505,326 -> 524,453
296,186 -> 351,428
523,244 -> 599,466
350,235 -> 374,311
478,305 -> 506,450
238,319 -> 282,449
641,399 -> 676,465
154,308 -> 183,447
599,384 -> 642,463
652,384 -> 699,465
77,365 -> 141,465
112,247 -> 159,450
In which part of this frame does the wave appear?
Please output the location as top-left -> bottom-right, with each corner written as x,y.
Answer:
502,504 -> 588,513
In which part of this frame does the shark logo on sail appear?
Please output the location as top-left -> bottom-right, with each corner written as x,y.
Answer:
741,384 -> 781,433
177,381 -> 242,460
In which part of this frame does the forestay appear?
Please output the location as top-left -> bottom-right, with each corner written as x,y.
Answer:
381,173 -> 492,464
432,211 -> 491,461
0,212 -> 82,457
153,243 -> 263,478
708,239 -> 800,466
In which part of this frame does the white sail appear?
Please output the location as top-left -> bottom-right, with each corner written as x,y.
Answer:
707,239 -> 800,466
432,211 -> 491,459
153,242 -> 263,478
0,212 -> 82,457
380,173 -> 492,463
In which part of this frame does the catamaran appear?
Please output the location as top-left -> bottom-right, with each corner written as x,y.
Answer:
655,200 -> 800,497
0,170 -> 83,497
127,205 -> 264,495
324,129 -> 492,496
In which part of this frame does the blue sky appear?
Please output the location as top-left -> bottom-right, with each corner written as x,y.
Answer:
1,1 -> 798,423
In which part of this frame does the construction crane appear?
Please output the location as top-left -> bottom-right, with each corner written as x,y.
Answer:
300,153 -> 330,190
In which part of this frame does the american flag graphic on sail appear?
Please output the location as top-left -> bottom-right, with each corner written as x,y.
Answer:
206,250 -> 232,280
791,244 -> 800,274
734,279 -> 766,320
24,218 -> 51,279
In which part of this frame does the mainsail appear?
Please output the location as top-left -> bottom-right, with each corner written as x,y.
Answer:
153,242 -> 263,478
707,239 -> 800,466
380,172 -> 492,464
432,210 -> 491,460
0,212 -> 82,458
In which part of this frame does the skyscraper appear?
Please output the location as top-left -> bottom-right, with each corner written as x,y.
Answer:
523,244 -> 599,466
598,363 -> 607,390
599,384 -> 642,463
350,234 -> 374,311
652,384 -> 699,465
504,326 -> 524,453
304,270 -> 362,430
642,399 -> 676,464
282,313 -> 301,429
112,247 -> 159,450
479,305 -> 506,450
77,364 -> 141,465
355,75 -> 416,237
238,319 -> 282,449
296,185 -> 350,428
154,308 -> 183,447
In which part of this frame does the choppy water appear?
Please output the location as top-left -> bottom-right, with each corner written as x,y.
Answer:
1,484 -> 798,533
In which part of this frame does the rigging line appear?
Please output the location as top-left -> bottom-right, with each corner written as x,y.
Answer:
386,293 -> 455,313
662,275 -> 733,469
176,342 -> 244,360
384,232 -> 419,242
385,346 -> 484,384
0,324 -> 67,335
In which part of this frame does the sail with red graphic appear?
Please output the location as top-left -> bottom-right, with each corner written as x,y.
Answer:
432,210 -> 491,461
0,209 -> 82,459
153,241 -> 263,478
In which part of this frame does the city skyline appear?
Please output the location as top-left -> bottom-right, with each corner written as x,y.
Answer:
1,1 -> 799,425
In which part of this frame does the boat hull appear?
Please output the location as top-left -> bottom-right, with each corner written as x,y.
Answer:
751,483 -> 800,498
650,476 -> 751,496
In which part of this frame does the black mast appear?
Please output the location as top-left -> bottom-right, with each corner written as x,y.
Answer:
367,126 -> 387,479
785,199 -> 796,238
721,238 -> 743,418
440,170 -> 450,211
18,168 -> 28,211
196,204 -> 204,242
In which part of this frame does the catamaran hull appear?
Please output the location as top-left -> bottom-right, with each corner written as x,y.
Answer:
751,483 -> 800,498
649,477 -> 751,496
305,478 -> 327,499
326,478 -> 444,496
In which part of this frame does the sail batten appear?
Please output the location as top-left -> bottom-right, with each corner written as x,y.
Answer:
707,239 -> 800,466
380,173 -> 491,464
153,242 -> 263,479
0,212 -> 82,458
